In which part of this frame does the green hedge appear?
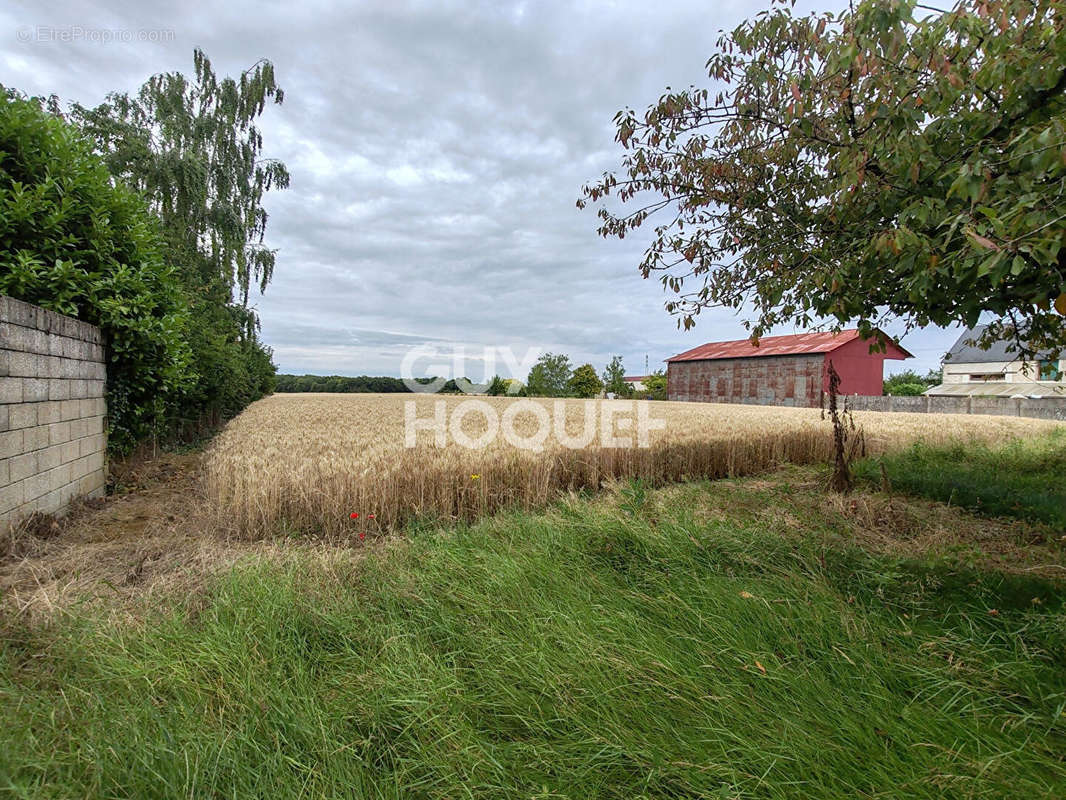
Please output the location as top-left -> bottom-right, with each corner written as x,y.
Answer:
0,94 -> 194,451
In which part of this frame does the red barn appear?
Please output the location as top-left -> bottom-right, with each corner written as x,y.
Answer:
666,330 -> 911,407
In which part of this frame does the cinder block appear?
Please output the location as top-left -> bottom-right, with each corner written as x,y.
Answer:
9,452 -> 37,483
38,488 -> 64,515
70,418 -> 87,439
86,451 -> 104,473
69,379 -> 86,399
0,429 -> 23,457
36,401 -> 62,425
0,296 -> 36,327
59,358 -> 79,379
87,380 -> 105,399
0,376 -> 23,404
48,379 -> 70,401
88,362 -> 106,381
60,440 -> 79,464
8,404 -> 36,430
48,462 -> 72,491
60,399 -> 79,422
78,471 -> 104,495
0,457 -> 7,486
48,421 -> 71,446
37,443 -> 63,470
78,398 -> 95,418
22,377 -> 48,402
42,355 -> 62,379
0,479 -> 23,515
23,425 -> 48,452
92,397 -> 107,416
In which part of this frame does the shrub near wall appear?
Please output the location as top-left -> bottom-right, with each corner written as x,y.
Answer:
0,94 -> 193,452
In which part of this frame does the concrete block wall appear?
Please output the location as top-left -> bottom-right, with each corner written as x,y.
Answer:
836,393 -> 1066,421
1,296 -> 107,531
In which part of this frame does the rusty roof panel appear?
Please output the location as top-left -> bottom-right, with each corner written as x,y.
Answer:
667,330 -> 910,362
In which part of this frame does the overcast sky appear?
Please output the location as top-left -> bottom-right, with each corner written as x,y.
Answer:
2,0 -> 962,379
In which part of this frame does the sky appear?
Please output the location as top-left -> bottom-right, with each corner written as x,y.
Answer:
1,0 -> 963,381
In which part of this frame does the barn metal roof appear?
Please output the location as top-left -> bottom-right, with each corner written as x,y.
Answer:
667,329 -> 911,362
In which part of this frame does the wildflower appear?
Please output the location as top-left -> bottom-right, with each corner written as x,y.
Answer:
358,532 -> 366,541
368,514 -> 376,520
471,474 -> 480,481
349,512 -> 359,519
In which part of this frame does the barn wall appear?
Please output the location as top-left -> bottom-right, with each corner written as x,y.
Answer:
822,337 -> 896,396
667,354 -> 825,406
1,297 -> 107,532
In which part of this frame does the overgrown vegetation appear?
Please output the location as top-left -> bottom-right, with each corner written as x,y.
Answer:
2,477 -> 1063,798
0,93 -> 193,450
856,429 -> 1066,529
1,49 -> 284,452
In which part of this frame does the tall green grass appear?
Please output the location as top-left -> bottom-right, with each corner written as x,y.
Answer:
2,482 -> 1064,798
854,429 -> 1066,529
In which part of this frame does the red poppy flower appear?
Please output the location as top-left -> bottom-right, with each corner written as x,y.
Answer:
349,512 -> 359,519
368,514 -> 376,520
358,532 -> 366,541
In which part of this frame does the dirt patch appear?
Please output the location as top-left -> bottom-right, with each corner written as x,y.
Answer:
0,450 -> 373,622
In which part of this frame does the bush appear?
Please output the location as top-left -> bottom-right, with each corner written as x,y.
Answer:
0,94 -> 194,451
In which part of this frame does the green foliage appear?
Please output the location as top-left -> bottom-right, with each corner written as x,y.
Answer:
486,375 -> 509,396
883,369 -> 938,396
73,48 -> 289,310
72,49 -> 286,429
0,94 -> 194,450
275,374 -> 411,393
582,0 -> 1066,359
641,369 -> 667,400
2,479 -> 1064,797
525,352 -> 573,397
601,355 -> 631,396
855,430 -> 1066,529
568,362 -> 604,398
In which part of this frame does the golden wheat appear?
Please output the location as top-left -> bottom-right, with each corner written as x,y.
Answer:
204,393 -> 1061,538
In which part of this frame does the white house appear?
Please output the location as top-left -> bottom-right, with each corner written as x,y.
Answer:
623,375 -> 647,392
927,325 -> 1065,397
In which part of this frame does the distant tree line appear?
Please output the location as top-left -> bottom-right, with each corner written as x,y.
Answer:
275,354 -> 670,400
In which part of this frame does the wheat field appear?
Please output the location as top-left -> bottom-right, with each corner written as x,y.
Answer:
204,393 -> 1062,538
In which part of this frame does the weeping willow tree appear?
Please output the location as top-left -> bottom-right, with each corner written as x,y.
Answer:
74,49 -> 288,422
74,48 -> 290,330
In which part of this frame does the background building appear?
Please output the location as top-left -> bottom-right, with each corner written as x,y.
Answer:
927,325 -> 1065,398
667,330 -> 911,406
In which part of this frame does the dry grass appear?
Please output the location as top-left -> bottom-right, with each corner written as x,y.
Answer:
204,393 -> 1063,539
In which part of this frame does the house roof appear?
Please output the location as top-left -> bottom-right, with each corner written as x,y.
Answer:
946,324 -> 1057,364
926,381 -> 1066,398
622,376 -> 647,382
666,329 -> 911,362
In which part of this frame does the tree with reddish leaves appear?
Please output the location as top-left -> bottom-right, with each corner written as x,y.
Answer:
580,0 -> 1066,359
